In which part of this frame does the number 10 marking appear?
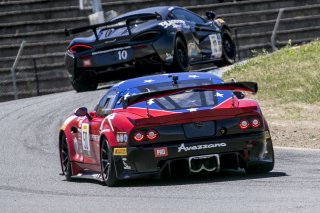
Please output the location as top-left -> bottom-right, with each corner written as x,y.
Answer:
118,50 -> 128,60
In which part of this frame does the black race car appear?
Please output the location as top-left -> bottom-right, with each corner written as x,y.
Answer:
65,6 -> 236,92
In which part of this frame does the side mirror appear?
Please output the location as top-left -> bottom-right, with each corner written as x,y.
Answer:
74,107 -> 88,117
206,11 -> 216,20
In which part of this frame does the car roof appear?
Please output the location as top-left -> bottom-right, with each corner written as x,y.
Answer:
113,72 -> 223,92
114,6 -> 180,21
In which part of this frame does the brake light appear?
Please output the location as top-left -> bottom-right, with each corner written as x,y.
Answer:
251,118 -> 261,128
239,119 -> 250,129
68,44 -> 92,54
146,129 -> 158,141
133,131 -> 144,142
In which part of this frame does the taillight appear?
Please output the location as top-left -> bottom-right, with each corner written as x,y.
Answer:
133,131 -> 144,142
239,119 -> 250,129
251,118 -> 261,128
68,44 -> 92,54
146,129 -> 158,141
133,129 -> 159,142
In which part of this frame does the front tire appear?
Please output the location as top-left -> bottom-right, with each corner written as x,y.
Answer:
170,36 -> 190,72
60,134 -> 72,181
216,28 -> 236,67
100,138 -> 119,187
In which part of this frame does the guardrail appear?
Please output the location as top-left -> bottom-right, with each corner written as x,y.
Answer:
10,40 -> 26,100
271,8 -> 285,51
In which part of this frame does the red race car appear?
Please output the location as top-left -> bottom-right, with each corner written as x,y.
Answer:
59,72 -> 274,186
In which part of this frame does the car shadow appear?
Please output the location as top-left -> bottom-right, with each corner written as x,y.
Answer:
69,170 -> 287,187
120,170 -> 287,187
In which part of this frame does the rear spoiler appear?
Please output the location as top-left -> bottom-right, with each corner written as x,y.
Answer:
123,82 -> 258,109
64,13 -> 162,40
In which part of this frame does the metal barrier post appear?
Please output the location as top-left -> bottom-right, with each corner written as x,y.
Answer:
11,40 -> 26,100
271,8 -> 285,51
33,58 -> 40,96
234,28 -> 241,61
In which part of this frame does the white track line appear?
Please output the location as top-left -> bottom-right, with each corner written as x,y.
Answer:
274,146 -> 320,151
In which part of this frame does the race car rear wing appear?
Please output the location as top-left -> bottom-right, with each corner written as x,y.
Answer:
122,82 -> 258,109
64,13 -> 162,40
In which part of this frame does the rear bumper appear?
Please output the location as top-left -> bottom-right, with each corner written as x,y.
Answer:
113,132 -> 274,180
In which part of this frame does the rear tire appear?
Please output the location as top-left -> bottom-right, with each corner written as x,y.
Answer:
71,71 -> 98,92
100,138 -> 119,187
215,28 -> 236,67
170,36 -> 190,72
245,140 -> 275,174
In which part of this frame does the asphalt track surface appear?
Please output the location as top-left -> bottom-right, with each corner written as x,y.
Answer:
1,87 -> 320,213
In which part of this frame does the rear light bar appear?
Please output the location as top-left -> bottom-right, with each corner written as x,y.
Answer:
69,44 -> 92,54
239,117 -> 262,130
133,129 -> 158,142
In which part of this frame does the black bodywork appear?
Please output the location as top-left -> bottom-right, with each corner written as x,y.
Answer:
113,115 -> 274,180
64,6 -> 236,91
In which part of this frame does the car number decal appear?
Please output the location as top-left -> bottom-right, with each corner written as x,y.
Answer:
81,123 -> 90,151
118,50 -> 128,60
209,34 -> 222,58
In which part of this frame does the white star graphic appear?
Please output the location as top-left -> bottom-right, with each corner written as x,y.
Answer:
147,99 -> 155,105
144,79 -> 155,83
187,108 -> 198,112
124,92 -> 130,100
188,75 -> 199,79
216,92 -> 224,97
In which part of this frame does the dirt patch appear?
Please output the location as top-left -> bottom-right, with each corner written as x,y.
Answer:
259,100 -> 320,149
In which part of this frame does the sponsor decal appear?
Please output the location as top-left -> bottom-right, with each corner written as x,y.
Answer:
154,147 -> 168,157
165,52 -> 173,61
113,148 -> 127,156
177,143 -> 227,152
209,34 -> 222,58
122,158 -> 132,170
158,20 -> 186,29
81,123 -> 90,151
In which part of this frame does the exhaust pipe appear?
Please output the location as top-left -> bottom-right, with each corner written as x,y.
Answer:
189,154 -> 220,173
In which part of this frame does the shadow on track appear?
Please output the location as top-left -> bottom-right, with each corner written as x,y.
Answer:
69,170 -> 287,187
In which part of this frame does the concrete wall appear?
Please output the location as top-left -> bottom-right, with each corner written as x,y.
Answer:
1,0 -> 320,101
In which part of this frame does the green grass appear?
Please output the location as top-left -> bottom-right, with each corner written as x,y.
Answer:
223,40 -> 320,104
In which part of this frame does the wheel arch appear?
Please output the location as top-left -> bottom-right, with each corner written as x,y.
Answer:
175,31 -> 188,48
